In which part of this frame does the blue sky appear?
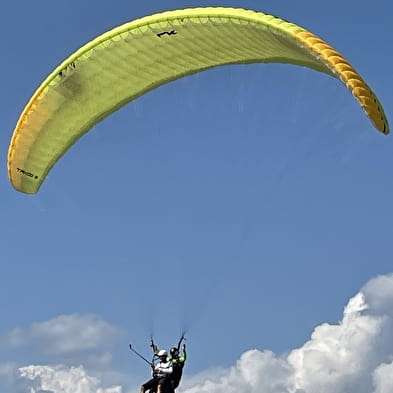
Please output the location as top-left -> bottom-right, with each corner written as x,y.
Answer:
1,1 -> 393,392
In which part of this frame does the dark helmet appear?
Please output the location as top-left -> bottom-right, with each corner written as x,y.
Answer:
170,347 -> 179,357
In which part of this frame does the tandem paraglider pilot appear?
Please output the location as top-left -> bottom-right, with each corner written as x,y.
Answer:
140,349 -> 173,393
168,344 -> 186,390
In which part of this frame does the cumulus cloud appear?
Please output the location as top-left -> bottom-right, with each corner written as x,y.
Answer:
5,274 -> 393,393
287,292 -> 382,393
6,314 -> 120,357
373,361 -> 393,393
180,273 -> 393,393
180,350 -> 293,393
19,364 -> 122,393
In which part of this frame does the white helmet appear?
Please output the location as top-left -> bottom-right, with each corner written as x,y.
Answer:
158,349 -> 168,357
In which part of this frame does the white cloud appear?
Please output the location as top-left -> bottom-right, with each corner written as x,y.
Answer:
6,314 -> 120,359
287,292 -> 383,393
362,274 -> 393,315
19,364 -> 122,393
180,350 -> 293,393
180,273 -> 393,393
373,361 -> 393,393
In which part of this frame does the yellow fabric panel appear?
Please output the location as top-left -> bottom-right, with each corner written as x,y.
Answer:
292,30 -> 388,134
7,7 -> 389,194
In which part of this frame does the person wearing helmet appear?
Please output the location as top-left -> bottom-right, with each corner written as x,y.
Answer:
168,344 -> 187,390
140,349 -> 173,393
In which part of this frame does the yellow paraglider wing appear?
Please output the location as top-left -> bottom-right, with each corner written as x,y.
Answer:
7,7 -> 389,194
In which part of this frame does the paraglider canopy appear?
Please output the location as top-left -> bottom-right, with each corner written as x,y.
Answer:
7,7 -> 389,194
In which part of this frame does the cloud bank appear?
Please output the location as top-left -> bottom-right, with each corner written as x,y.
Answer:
3,273 -> 393,393
181,274 -> 393,393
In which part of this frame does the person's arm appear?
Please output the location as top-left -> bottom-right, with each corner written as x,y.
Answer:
150,339 -> 159,354
180,344 -> 187,362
